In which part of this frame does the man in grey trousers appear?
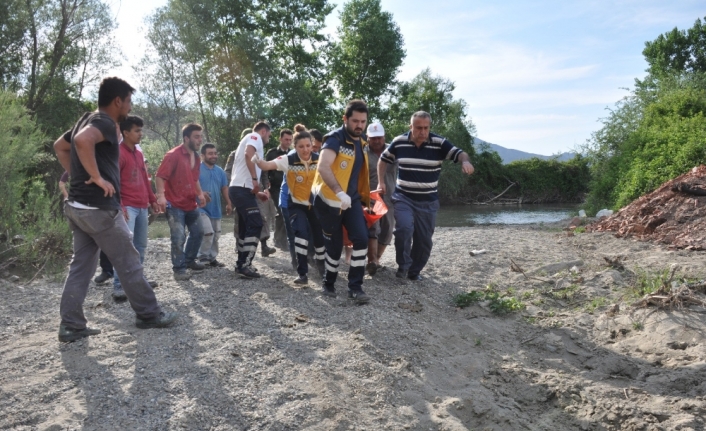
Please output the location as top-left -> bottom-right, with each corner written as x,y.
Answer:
53,77 -> 177,342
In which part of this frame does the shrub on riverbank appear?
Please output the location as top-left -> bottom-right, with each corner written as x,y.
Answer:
0,91 -> 71,273
438,150 -> 590,204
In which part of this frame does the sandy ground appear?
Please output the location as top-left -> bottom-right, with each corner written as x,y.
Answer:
2,223 -> 706,431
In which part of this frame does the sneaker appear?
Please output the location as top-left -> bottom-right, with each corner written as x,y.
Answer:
58,325 -> 101,342
148,280 -> 159,288
407,273 -> 423,281
112,287 -> 127,300
187,261 -> 206,272
321,286 -> 337,298
366,262 -> 378,276
395,269 -> 408,279
94,271 -> 112,284
237,266 -> 260,279
174,271 -> 191,281
208,260 -> 226,268
293,275 -> 308,285
348,290 -> 371,304
135,311 -> 178,329
316,260 -> 326,278
261,245 -> 277,257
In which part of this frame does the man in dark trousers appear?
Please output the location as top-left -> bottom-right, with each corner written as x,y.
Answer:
229,121 -> 272,278
378,111 -> 474,281
53,77 -> 177,342
311,100 -> 371,304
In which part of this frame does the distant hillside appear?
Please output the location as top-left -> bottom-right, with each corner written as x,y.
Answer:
473,137 -> 577,164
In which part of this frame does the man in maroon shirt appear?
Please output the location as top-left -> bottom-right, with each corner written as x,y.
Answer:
111,115 -> 161,299
156,123 -> 207,280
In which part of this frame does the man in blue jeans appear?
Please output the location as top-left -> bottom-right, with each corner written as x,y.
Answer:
155,123 -> 207,280
378,111 -> 474,281
112,115 -> 161,299
53,77 -> 177,342
198,143 -> 232,267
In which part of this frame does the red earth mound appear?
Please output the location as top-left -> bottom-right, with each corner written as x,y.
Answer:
587,165 -> 706,250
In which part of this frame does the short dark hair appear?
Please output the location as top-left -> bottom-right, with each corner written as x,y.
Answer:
182,123 -> 203,139
97,77 -> 135,108
201,143 -> 216,155
308,129 -> 323,142
280,128 -> 293,138
253,121 -> 271,133
344,99 -> 368,119
120,115 -> 144,134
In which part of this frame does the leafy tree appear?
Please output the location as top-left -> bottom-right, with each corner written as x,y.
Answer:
642,16 -> 706,79
329,0 -> 405,115
584,17 -> 706,213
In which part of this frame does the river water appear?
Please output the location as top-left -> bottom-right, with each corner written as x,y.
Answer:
148,204 -> 580,239
435,204 -> 579,227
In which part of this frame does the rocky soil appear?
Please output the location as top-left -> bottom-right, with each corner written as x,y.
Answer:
2,223 -> 706,430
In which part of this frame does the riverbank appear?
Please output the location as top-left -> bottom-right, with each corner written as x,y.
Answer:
2,224 -> 705,430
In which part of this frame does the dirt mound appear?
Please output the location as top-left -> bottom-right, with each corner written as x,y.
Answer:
588,165 -> 706,250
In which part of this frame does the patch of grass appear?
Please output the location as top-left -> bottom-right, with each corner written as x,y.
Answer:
632,321 -> 644,331
573,226 -> 586,234
452,291 -> 485,308
524,316 -> 537,324
584,297 -> 609,314
474,337 -> 482,346
452,287 -> 525,314
631,267 -> 672,298
521,291 -> 534,300
484,290 -> 525,314
552,284 -> 580,300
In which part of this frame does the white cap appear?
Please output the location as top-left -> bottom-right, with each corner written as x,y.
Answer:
367,122 -> 385,137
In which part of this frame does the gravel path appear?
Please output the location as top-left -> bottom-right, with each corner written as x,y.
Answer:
2,224 -> 706,430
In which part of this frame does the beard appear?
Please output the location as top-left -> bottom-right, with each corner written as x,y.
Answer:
345,124 -> 363,138
187,140 -> 198,152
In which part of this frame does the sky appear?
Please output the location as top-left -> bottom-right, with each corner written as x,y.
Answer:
108,0 -> 706,156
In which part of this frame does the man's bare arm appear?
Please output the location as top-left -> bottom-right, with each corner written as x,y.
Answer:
458,152 -> 474,175
244,146 -> 260,194
155,177 -> 168,212
377,160 -> 388,195
317,148 -> 343,194
54,136 -> 72,174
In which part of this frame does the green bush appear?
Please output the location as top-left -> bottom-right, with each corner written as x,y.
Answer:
0,91 -> 71,270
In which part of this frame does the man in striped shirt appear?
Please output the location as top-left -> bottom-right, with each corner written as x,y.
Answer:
378,111 -> 474,281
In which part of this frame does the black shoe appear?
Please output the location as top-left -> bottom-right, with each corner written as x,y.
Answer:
187,261 -> 205,272
135,311 -> 178,329
408,273 -> 423,281
208,260 -> 226,268
395,269 -> 408,279
94,271 -> 112,284
58,325 -> 101,342
237,266 -> 260,279
321,286 -> 337,298
366,262 -> 378,276
261,245 -> 277,257
294,275 -> 308,285
112,287 -> 127,301
173,271 -> 191,281
348,290 -> 371,304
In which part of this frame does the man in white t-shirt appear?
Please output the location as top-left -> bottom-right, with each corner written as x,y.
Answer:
228,121 -> 272,278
